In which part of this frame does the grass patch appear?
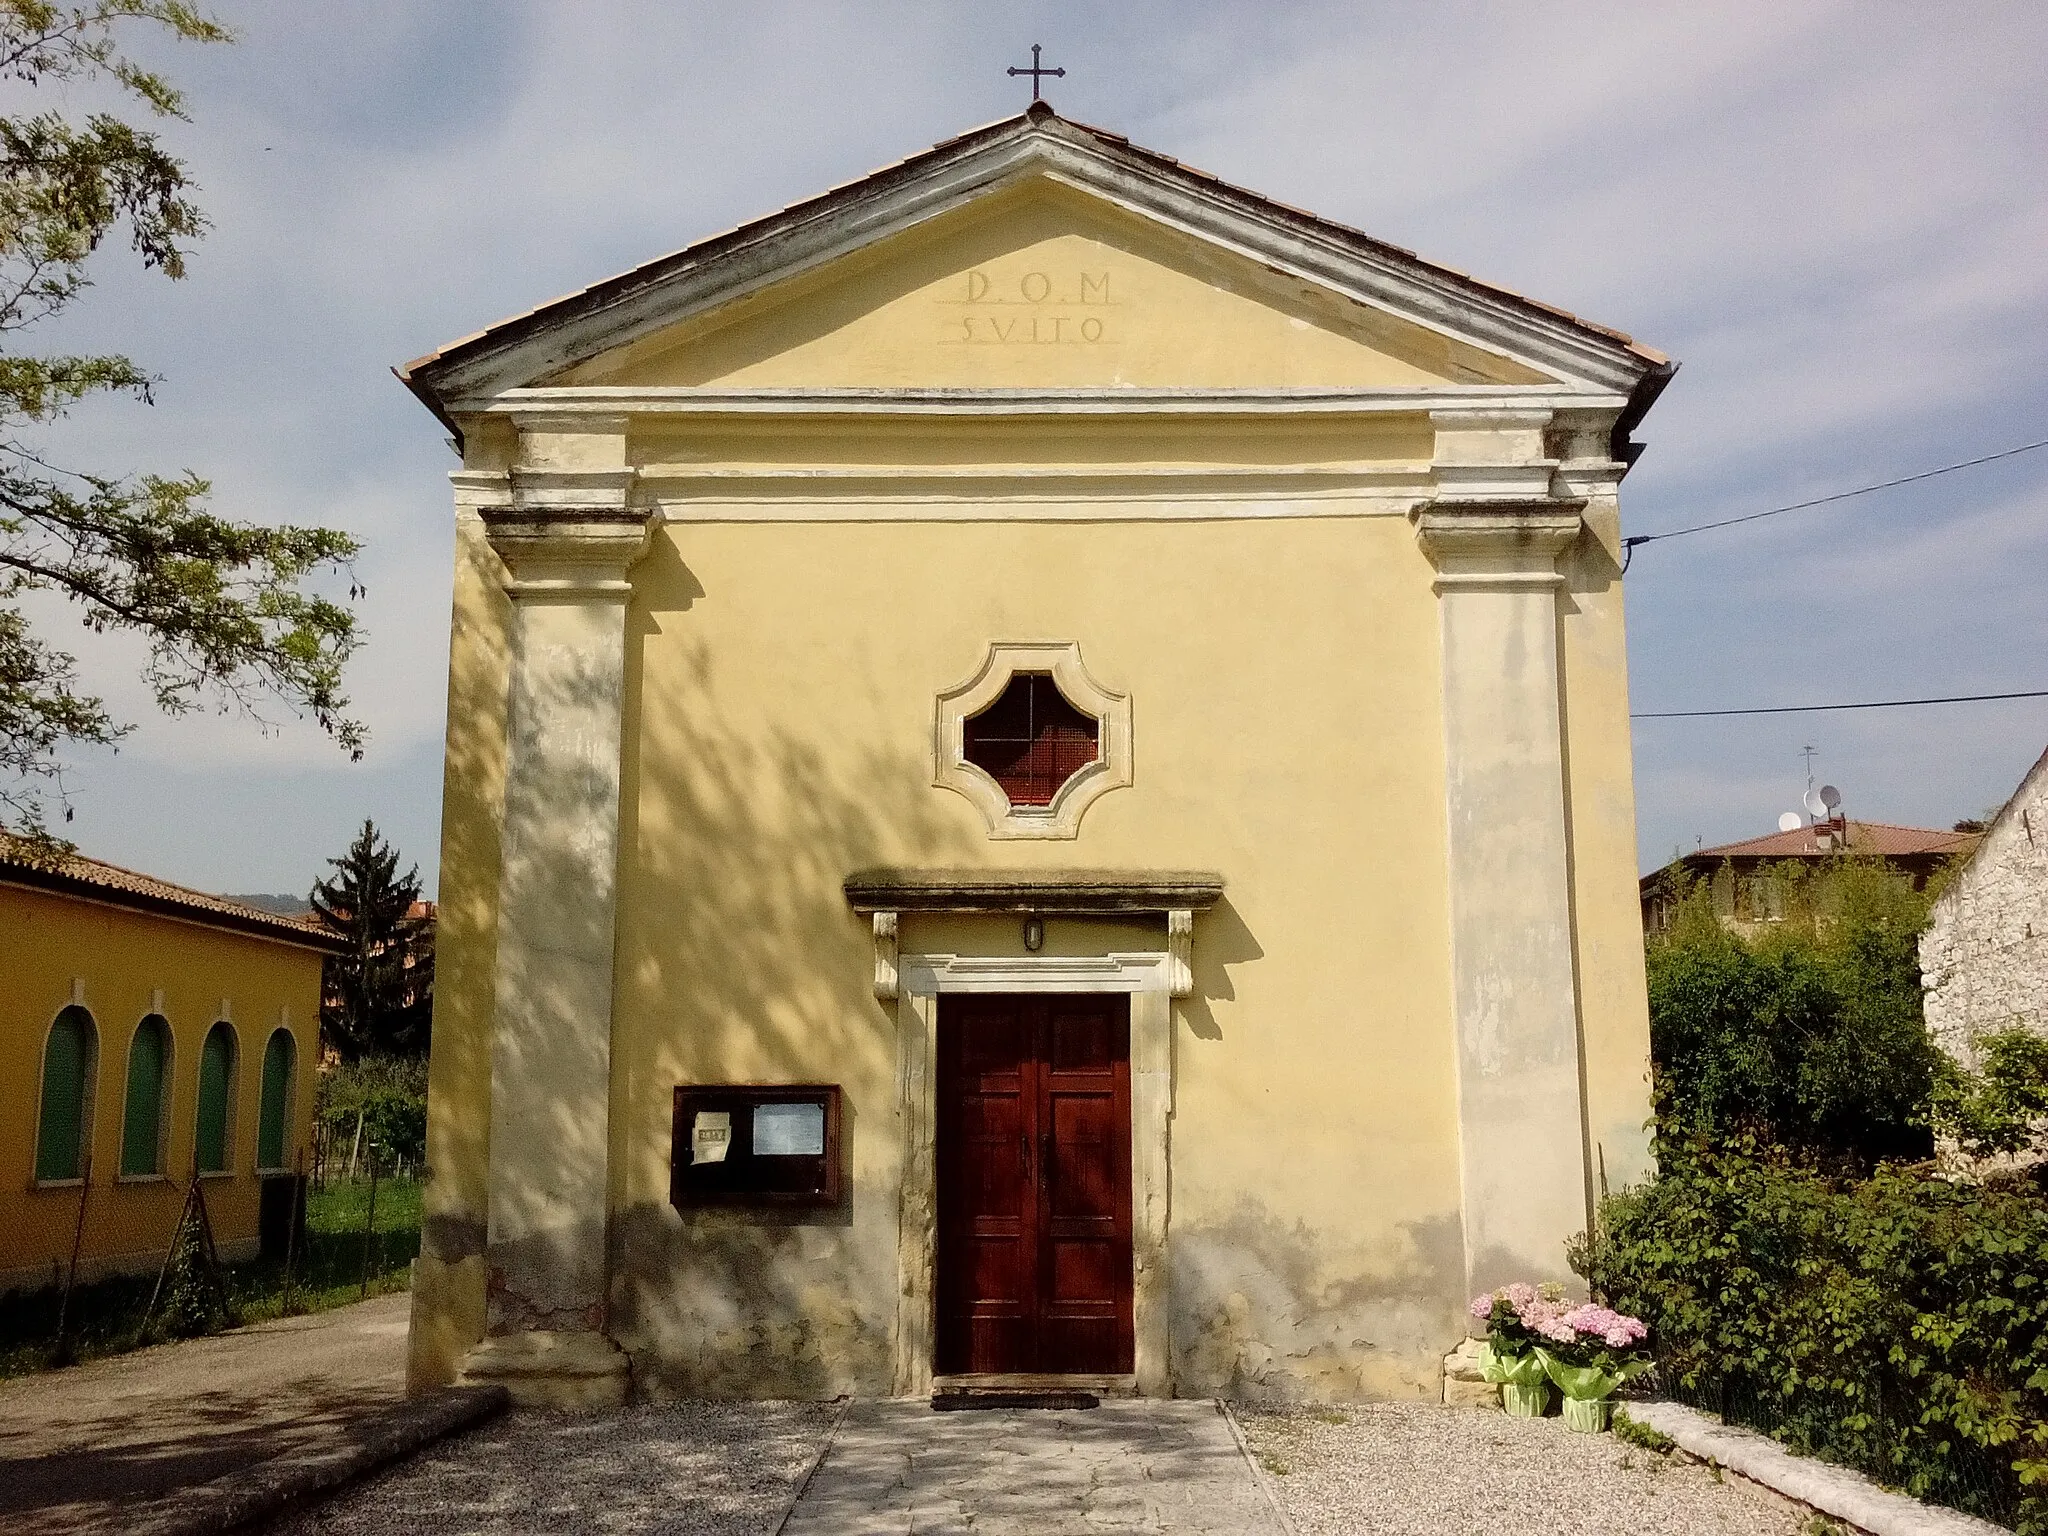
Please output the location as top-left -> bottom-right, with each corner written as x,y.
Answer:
1612,1407 -> 1677,1454
0,1177 -> 419,1379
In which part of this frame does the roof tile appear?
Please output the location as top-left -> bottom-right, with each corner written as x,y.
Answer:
1693,820 -> 1981,861
1,839 -> 344,951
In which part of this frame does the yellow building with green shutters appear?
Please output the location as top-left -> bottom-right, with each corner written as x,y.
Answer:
2,841 -> 336,1295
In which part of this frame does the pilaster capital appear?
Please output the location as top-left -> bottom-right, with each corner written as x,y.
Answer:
482,507 -> 656,602
1412,498 -> 1585,591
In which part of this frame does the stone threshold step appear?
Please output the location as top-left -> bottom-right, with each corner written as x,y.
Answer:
932,1390 -> 1101,1410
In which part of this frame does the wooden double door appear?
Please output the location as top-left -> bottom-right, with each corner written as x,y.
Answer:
936,993 -> 1135,1376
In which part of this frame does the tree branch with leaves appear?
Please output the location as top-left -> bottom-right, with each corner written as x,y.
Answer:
0,2 -> 365,840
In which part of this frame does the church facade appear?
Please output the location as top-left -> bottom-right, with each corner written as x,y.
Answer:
401,105 -> 1673,1407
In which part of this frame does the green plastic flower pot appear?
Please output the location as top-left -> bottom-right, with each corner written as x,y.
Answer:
1501,1380 -> 1551,1418
1561,1395 -> 1611,1433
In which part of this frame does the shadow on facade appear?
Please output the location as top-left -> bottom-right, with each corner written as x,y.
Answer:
604,554 -> 980,1395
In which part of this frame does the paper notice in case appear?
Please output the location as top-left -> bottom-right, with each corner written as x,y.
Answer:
691,1110 -> 732,1164
753,1101 -> 826,1156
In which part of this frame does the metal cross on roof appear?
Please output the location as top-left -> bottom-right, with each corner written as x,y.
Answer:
1007,44 -> 1064,103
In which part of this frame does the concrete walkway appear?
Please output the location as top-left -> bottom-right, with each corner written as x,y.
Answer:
781,1399 -> 1289,1535
0,1293 -> 416,1535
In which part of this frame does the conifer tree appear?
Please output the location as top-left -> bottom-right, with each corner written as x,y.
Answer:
311,820 -> 432,1059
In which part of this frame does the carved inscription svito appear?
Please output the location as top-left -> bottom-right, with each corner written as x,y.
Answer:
940,268 -> 1116,344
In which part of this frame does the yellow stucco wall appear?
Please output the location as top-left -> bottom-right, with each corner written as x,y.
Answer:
1,884 -> 324,1292
409,178 -> 1657,1401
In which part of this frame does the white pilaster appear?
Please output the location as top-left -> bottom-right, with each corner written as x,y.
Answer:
460,421 -> 649,1407
1417,408 -> 1590,1298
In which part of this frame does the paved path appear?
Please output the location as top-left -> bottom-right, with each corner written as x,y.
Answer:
271,1401 -> 837,1536
0,1292 -> 411,1536
782,1399 -> 1288,1535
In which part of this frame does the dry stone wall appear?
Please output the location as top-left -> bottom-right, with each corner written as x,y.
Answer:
1922,749 -> 2048,1061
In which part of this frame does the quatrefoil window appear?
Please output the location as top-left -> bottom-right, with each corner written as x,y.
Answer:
934,643 -> 1132,840
963,674 -> 1099,807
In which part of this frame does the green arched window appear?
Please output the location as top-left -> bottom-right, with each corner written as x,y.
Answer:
257,1028 -> 296,1170
196,1022 -> 237,1173
35,1006 -> 98,1181
120,1014 -> 171,1176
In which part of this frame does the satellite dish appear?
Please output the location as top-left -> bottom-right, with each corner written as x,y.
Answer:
1804,788 -> 1827,820
1779,811 -> 1803,832
1819,784 -> 1842,814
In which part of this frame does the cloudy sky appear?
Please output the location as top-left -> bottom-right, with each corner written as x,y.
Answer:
19,1 -> 2048,894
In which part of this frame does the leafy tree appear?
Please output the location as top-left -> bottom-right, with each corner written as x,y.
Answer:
315,1054 -> 426,1168
0,2 -> 364,840
311,820 -> 432,1060
1645,858 -> 1944,1166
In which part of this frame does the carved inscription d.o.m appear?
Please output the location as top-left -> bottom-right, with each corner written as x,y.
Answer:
940,268 -> 1116,345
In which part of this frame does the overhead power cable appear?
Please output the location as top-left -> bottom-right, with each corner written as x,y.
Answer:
1633,688 -> 2048,720
1620,435 -> 2048,571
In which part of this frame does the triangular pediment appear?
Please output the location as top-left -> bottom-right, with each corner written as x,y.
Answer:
402,110 -> 1666,414
558,180 -> 1547,391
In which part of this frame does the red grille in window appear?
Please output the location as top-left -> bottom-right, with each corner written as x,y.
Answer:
962,673 -> 1100,807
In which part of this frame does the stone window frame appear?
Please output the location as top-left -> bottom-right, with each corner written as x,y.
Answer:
257,1026 -> 297,1173
33,1004 -> 99,1186
118,1013 -> 173,1181
933,642 -> 1132,840
195,1021 -> 239,1177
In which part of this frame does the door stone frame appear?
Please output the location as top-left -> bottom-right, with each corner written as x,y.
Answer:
891,952 -> 1173,1396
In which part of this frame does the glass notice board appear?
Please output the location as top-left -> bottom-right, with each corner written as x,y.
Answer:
670,1084 -> 843,1207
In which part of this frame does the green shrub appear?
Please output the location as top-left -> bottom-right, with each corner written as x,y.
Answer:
155,1214 -> 231,1340
1645,860 -> 1941,1165
1582,1135 -> 2048,1530
1931,1028 -> 2048,1161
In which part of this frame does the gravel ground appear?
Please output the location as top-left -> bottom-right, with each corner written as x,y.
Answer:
267,1401 -> 839,1536
1235,1404 -> 1809,1536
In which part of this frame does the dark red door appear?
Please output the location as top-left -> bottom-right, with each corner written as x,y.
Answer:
936,994 -> 1134,1375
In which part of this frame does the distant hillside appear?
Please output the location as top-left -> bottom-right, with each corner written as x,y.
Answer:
225,893 -> 315,918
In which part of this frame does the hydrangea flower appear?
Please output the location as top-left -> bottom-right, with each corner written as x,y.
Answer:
1471,1286 -> 1648,1358
1558,1303 -> 1648,1347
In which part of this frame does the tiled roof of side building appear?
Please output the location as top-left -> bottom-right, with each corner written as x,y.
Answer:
1691,820 -> 1982,861
0,838 -> 346,953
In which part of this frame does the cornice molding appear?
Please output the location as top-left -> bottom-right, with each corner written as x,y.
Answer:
451,385 -> 1634,419
844,868 -> 1224,915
